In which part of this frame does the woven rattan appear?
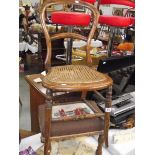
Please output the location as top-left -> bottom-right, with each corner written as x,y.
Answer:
43,65 -> 112,91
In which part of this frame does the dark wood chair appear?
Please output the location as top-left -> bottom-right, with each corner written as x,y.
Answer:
38,0 -> 113,155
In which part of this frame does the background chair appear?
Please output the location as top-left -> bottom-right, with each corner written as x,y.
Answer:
53,0 -> 97,65
98,0 -> 135,57
38,0 -> 113,155
83,0 -> 96,4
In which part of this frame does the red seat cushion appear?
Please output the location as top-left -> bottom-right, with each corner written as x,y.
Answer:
82,0 -> 96,4
99,15 -> 135,27
130,17 -> 135,25
99,0 -> 135,8
51,12 -> 91,26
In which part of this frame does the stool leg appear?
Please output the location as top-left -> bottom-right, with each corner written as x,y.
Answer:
19,97 -> 22,106
96,134 -> 104,155
107,28 -> 115,57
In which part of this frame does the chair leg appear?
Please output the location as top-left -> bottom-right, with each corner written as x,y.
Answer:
107,28 -> 115,57
104,86 -> 112,148
44,138 -> 51,155
81,91 -> 87,99
96,134 -> 104,155
44,94 -> 52,155
105,130 -> 109,147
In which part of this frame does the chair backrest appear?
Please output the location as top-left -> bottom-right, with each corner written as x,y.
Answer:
99,0 -> 135,8
40,0 -> 99,70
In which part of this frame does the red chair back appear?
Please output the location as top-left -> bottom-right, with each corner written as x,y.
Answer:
51,12 -> 91,26
82,0 -> 96,4
99,0 -> 135,8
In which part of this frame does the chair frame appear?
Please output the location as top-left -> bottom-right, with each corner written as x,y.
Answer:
42,87 -> 112,155
39,1 -> 113,155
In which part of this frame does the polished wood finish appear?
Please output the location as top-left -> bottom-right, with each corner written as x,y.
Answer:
33,1 -> 113,154
19,129 -> 36,139
96,134 -> 104,155
25,74 -> 82,132
39,100 -> 105,139
40,88 -> 112,155
104,86 -> 112,147
26,74 -> 46,132
44,104 -> 51,155
50,32 -> 87,42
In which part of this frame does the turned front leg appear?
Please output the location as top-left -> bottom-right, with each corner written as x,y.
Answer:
44,89 -> 53,155
96,134 -> 104,155
44,104 -> 52,155
104,86 -> 112,147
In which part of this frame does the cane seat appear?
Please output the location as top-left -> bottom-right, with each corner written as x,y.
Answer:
43,65 -> 112,91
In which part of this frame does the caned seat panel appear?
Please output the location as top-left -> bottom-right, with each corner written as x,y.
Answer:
42,65 -> 112,91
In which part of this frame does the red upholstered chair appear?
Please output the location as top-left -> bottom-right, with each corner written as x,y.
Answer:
51,9 -> 92,64
51,12 -> 91,26
83,0 -> 96,4
52,0 -> 96,64
98,0 -> 135,56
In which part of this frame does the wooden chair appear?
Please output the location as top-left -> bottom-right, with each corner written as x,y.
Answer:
98,0 -> 135,57
38,0 -> 113,155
